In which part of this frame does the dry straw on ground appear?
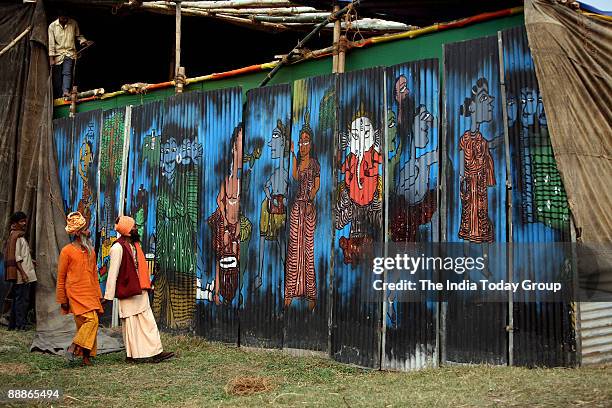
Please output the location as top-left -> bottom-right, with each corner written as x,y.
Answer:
225,376 -> 273,396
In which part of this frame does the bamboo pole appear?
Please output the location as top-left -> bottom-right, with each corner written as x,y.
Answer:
332,4 -> 340,73
337,36 -> 346,74
175,0 -> 181,78
252,14 -> 329,23
0,26 -> 31,57
286,18 -> 410,31
147,1 -> 295,8
176,6 -> 318,15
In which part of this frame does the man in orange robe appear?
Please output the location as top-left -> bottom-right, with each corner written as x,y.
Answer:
56,211 -> 103,366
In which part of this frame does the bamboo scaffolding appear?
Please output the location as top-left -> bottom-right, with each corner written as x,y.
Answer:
141,3 -> 289,31
53,6 -> 524,107
140,3 -> 409,32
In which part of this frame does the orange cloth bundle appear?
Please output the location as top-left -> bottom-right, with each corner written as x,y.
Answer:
115,215 -> 135,237
65,211 -> 87,235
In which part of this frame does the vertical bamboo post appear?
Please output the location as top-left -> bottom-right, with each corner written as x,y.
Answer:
69,85 -> 78,117
332,4 -> 340,73
175,0 -> 184,93
337,35 -> 346,73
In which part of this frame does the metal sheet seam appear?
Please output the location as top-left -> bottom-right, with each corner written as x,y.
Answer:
498,30 -> 514,366
381,68 -> 389,370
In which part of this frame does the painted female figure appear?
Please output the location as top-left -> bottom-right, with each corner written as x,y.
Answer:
284,114 -> 320,311
209,125 -> 243,305
458,77 -> 496,243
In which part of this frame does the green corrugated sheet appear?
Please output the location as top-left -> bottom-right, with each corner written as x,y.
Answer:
54,14 -> 523,118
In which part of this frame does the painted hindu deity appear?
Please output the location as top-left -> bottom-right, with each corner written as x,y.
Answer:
255,119 -> 289,289
76,139 -> 94,227
285,112 -> 320,311
154,132 -> 202,328
392,105 -> 438,242
458,77 -> 498,243
335,105 -> 382,265
208,125 -> 244,305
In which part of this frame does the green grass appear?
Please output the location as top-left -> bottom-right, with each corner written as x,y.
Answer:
1,327 -> 611,407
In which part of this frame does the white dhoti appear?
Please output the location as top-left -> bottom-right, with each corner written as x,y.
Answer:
120,294 -> 164,358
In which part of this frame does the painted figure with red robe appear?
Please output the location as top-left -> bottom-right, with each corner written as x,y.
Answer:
458,78 -> 502,243
284,113 -> 320,311
335,108 -> 382,265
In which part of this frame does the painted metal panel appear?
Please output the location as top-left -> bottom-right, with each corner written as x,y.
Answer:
443,37 -> 508,365
97,108 -> 129,293
502,26 -> 575,367
196,87 -> 244,344
284,75 -> 335,354
71,110 -> 102,240
52,116 -> 75,213
241,84 -> 292,349
154,92 -> 203,330
332,67 -> 384,369
384,59 -> 440,370
126,101 -> 164,285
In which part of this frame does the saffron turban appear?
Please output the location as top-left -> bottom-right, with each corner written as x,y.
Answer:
65,211 -> 87,235
115,216 -> 135,237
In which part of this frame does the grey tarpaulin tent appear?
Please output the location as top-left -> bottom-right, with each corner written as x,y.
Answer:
0,0 -> 123,355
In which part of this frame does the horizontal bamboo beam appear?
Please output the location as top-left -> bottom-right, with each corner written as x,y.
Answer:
252,13 -> 329,23
144,5 -> 318,14
145,0 -> 295,8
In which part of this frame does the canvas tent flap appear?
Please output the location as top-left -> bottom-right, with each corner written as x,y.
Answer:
0,1 -> 123,355
524,0 -> 612,245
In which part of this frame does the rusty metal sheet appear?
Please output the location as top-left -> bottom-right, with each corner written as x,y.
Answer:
443,36 -> 508,365
240,84 -> 292,349
332,67 -> 385,369
52,116 -> 75,214
502,26 -> 575,367
126,101 -> 164,288
196,87 -> 243,344
97,107 -> 129,293
153,92 -> 203,331
384,59 -> 440,370
283,74 -> 336,354
71,110 -> 102,240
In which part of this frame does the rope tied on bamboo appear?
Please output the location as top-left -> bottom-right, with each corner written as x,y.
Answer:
175,67 -> 187,93
121,82 -> 149,94
338,36 -> 350,53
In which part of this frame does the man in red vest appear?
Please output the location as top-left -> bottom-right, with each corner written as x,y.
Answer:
103,216 -> 174,363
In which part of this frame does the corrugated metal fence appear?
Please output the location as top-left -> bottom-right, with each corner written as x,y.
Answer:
50,28 -> 583,369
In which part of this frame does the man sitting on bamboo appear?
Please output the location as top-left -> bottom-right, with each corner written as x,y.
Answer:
104,216 -> 174,363
56,211 -> 103,366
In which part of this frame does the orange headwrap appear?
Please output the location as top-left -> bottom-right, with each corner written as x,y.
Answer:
115,216 -> 135,237
65,211 -> 87,235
